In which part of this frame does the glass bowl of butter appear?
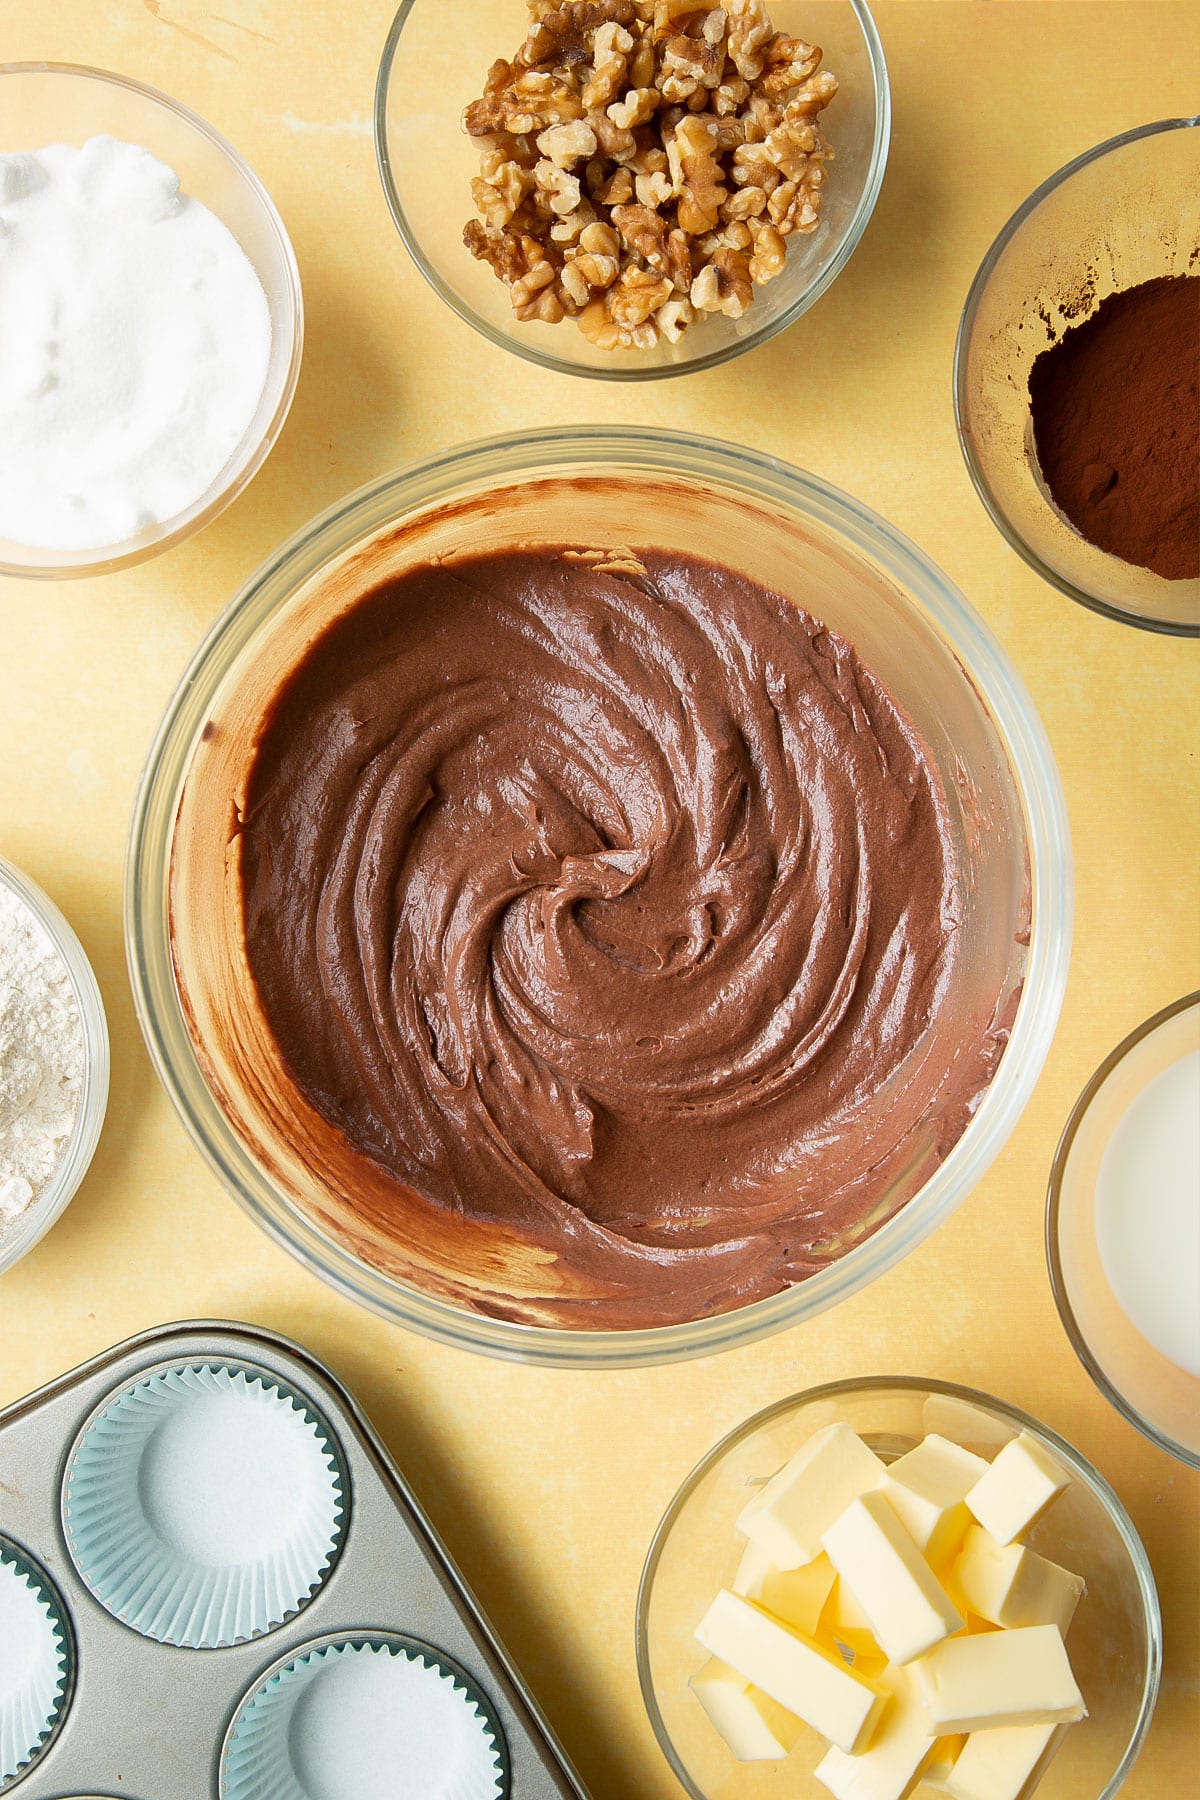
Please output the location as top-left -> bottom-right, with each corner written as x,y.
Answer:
637,1377 -> 1160,1800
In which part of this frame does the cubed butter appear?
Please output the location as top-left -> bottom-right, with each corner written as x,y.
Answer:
731,1537 -> 774,1599
914,1624 -> 1086,1734
952,1525 -> 1085,1636
695,1588 -> 887,1754
732,1537 -> 839,1637
737,1423 -> 885,1568
882,1434 -> 990,1567
965,1433 -> 1069,1546
921,1734 -> 967,1794
689,1656 -> 805,1761
762,1558 -> 838,1638
813,1665 -> 935,1800
825,1574 -> 884,1653
943,1722 -> 1065,1800
822,1489 -> 964,1665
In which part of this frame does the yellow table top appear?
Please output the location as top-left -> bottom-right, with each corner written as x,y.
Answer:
1,2 -> 1196,1795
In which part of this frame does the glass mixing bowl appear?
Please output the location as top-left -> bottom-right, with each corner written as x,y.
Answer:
375,0 -> 889,379
1048,993 -> 1200,1470
0,855 -> 109,1278
125,427 -> 1070,1367
0,63 -> 303,580
637,1378 -> 1161,1800
955,117 -> 1200,636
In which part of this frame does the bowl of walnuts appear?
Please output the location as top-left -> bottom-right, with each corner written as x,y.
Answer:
375,0 -> 890,379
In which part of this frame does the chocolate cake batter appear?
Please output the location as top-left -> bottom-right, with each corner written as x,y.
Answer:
239,547 -> 985,1328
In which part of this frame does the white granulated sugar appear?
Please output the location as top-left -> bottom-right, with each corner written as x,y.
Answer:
0,135 -> 272,553
0,884 -> 84,1230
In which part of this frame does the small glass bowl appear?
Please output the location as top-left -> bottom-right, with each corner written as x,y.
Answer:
954,117 -> 1200,636
637,1378 -> 1161,1800
0,62 -> 303,579
375,0 -> 889,380
0,855 -> 109,1277
1048,994 -> 1200,1469
126,427 -> 1070,1367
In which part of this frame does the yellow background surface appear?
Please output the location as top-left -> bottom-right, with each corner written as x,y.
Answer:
1,2 -> 1197,1795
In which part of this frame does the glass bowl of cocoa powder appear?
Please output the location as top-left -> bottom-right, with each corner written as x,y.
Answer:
955,117 -> 1199,637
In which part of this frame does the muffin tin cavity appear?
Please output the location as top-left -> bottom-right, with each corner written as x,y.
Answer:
222,1634 -> 509,1800
62,1362 -> 347,1649
0,1538 -> 72,1788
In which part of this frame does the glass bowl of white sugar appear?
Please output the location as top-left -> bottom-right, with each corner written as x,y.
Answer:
0,855 -> 109,1276
0,64 -> 303,579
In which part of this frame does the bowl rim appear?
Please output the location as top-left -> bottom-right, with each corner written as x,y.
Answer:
635,1375 -> 1163,1800
0,59 -> 304,581
373,0 -> 891,382
0,853 -> 109,1278
1046,990 -> 1200,1471
124,424 -> 1071,1368
953,114 -> 1200,639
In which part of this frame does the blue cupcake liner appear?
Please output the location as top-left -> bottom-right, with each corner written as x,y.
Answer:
0,1538 -> 71,1787
62,1361 -> 348,1649
222,1633 -> 509,1800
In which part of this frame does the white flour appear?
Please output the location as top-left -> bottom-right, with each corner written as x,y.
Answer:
0,883 -> 84,1230
0,135 -> 272,552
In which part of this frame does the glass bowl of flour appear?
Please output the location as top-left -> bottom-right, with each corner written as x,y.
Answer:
0,64 -> 303,579
0,856 -> 108,1276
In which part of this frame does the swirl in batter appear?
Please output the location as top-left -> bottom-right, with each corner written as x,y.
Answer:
240,547 -> 983,1328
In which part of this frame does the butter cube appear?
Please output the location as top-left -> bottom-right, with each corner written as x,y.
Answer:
689,1656 -> 805,1760
763,1558 -> 839,1639
921,1735 -> 967,1793
914,1624 -> 1085,1734
695,1588 -> 887,1754
737,1423 -> 885,1568
825,1574 -> 884,1653
943,1722 -> 1065,1800
733,1540 -> 838,1637
965,1433 -> 1069,1546
731,1537 -> 773,1598
882,1435 -> 990,1566
952,1526 -> 1085,1636
814,1665 -> 935,1800
822,1490 -> 964,1665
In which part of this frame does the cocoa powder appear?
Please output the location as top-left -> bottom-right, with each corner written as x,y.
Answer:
1028,274 -> 1199,581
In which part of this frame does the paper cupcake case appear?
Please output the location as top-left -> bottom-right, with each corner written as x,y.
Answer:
222,1633 -> 509,1800
62,1362 -> 349,1650
0,1322 -> 587,1800
0,1540 -> 72,1790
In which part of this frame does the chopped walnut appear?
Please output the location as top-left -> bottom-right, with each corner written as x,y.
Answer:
470,159 -> 535,231
748,218 -> 786,282
635,167 -> 674,208
691,246 -> 752,317
608,264 -> 674,326
584,20 -> 635,108
669,115 -> 726,234
657,294 -> 695,342
463,0 -> 837,348
608,85 -> 659,129
537,119 -> 599,166
660,13 -> 727,104
726,0 -> 773,80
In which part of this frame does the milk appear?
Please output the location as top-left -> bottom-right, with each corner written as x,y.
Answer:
1094,1048 -> 1200,1379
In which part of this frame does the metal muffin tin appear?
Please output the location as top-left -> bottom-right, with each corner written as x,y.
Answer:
0,1320 -> 591,1798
